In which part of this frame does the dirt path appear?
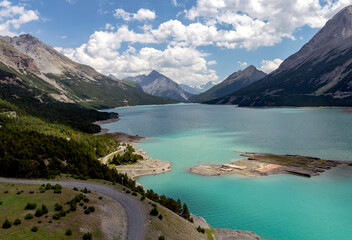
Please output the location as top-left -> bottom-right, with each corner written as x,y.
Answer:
0,178 -> 145,240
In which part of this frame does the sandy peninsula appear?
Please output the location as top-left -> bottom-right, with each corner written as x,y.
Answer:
190,153 -> 352,178
99,132 -> 171,179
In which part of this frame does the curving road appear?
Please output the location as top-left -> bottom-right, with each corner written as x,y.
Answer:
0,178 -> 145,240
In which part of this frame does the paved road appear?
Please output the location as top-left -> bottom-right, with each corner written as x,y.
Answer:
0,178 -> 145,240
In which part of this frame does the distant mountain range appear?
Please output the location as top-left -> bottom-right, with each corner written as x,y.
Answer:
180,81 -> 217,95
124,70 -> 193,101
0,34 -> 176,109
190,65 -> 266,103
207,6 -> 352,107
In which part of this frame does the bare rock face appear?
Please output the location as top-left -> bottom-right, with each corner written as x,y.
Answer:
210,5 -> 352,106
125,70 -> 193,101
0,38 -> 40,75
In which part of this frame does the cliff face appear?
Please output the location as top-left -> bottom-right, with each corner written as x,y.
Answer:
209,5 -> 352,107
191,65 -> 266,103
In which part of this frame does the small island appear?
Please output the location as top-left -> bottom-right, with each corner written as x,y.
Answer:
190,153 -> 352,178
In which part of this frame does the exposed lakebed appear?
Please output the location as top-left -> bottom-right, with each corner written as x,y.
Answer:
101,104 -> 352,240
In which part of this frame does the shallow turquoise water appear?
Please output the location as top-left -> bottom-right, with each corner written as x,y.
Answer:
102,104 -> 352,240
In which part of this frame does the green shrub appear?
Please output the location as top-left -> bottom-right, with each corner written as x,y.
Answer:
70,202 -> 77,211
13,219 -> 21,225
83,232 -> 92,240
150,207 -> 159,216
4,191 -> 8,193
25,213 -> 34,220
65,229 -> 72,236
42,205 -> 49,214
159,236 -> 165,240
98,196 -> 102,200
132,192 -> 137,196
35,209 -> 44,217
0,201 -> 2,205
52,213 -> 60,220
126,190 -> 131,194
84,209 -> 91,214
48,220 -> 52,223
83,198 -> 89,203
73,187 -> 78,191
54,203 -> 63,211
29,191 -> 34,194
158,214 -> 163,220
38,220 -> 42,224
16,191 -> 21,195
197,226 -> 205,234
141,196 -> 145,201
88,206 -> 95,213
45,183 -> 52,190
59,209 -> 66,217
2,219 -> 11,229
31,226 -> 38,232
79,202 -> 84,206
25,203 -> 36,210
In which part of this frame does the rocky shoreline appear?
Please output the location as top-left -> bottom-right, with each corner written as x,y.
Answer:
190,152 -> 352,178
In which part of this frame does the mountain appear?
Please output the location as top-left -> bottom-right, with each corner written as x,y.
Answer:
191,65 -> 266,103
124,70 -> 193,101
0,34 -> 176,109
208,6 -> 352,107
180,81 -> 216,95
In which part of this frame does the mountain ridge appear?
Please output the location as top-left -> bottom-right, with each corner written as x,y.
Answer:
191,65 -> 266,103
208,5 -> 352,107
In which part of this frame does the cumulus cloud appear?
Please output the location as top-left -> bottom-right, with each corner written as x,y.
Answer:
114,8 -> 156,21
260,58 -> 283,73
185,0 -> 352,49
0,0 -> 39,36
59,1 -> 351,86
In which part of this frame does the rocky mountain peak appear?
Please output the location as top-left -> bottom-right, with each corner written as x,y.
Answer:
280,5 -> 352,71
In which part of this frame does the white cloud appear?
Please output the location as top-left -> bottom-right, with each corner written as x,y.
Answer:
60,35 -> 67,39
114,8 -> 156,22
105,23 -> 115,31
260,58 -> 283,73
171,0 -> 178,7
185,0 -> 352,49
238,61 -> 248,68
58,1 -> 351,86
207,60 -> 217,65
0,0 -> 39,36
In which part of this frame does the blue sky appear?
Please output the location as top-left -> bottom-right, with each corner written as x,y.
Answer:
1,0 -> 351,86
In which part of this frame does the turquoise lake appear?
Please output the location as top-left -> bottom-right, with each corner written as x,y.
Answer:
102,104 -> 352,240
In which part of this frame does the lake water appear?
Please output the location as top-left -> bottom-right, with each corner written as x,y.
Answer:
102,104 -> 352,240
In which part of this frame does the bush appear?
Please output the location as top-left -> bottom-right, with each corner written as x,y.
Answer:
55,203 -> 63,211
4,190 -> 8,194
158,214 -> 163,220
98,196 -> 102,200
45,183 -> 52,190
38,220 -> 42,224
13,219 -> 21,225
65,229 -> 72,236
141,196 -> 145,201
35,209 -> 44,217
132,192 -> 137,196
88,206 -> 95,213
197,226 -> 205,234
52,213 -> 60,220
25,213 -> 34,220
25,203 -> 37,210
159,236 -> 165,240
0,201 -> 2,205
29,191 -> 34,194
126,190 -> 131,194
83,198 -> 89,203
31,226 -> 38,232
42,205 -> 49,214
83,232 -> 92,240
2,219 -> 11,229
150,207 -> 159,216
59,209 -> 66,217
73,187 -> 78,191
70,202 -> 77,211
